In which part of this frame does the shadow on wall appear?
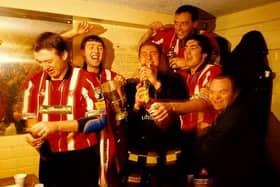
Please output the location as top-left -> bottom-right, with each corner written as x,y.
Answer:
266,112 -> 280,185
102,37 -> 115,69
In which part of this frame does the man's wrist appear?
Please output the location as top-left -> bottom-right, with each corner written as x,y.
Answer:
168,103 -> 175,113
61,29 -> 76,40
154,81 -> 162,92
133,103 -> 141,111
54,122 -> 60,132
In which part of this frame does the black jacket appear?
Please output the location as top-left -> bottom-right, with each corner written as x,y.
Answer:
197,96 -> 267,187
124,71 -> 188,152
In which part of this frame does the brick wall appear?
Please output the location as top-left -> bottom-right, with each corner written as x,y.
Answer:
0,135 -> 39,178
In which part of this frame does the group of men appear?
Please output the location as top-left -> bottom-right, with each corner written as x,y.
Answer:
22,4 -> 268,187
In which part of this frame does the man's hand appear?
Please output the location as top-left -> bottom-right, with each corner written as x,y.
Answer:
149,21 -> 164,35
147,102 -> 172,129
61,21 -> 93,39
139,65 -> 157,86
73,21 -> 93,35
138,21 -> 164,47
169,57 -> 187,70
28,121 -> 58,139
25,133 -> 44,149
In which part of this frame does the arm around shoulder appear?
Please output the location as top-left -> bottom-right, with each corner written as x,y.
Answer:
138,21 -> 163,46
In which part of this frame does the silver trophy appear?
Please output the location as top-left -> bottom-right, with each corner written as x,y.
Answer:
101,80 -> 127,121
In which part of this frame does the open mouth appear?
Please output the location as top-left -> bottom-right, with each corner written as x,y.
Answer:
90,54 -> 99,60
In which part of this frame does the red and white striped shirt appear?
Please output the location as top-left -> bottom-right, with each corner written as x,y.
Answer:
22,67 -> 102,152
179,63 -> 222,131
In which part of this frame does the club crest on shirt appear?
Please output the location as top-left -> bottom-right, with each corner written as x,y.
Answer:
94,87 -> 104,100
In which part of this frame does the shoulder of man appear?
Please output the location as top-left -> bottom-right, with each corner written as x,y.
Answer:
30,70 -> 44,81
158,72 -> 189,99
103,68 -> 123,80
75,67 -> 90,79
201,64 -> 222,77
20,70 -> 44,90
200,31 -> 220,52
152,27 -> 175,43
197,64 -> 222,96
73,68 -> 100,88
124,78 -> 138,90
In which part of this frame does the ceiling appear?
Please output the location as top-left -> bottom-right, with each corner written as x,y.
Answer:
95,0 -> 279,17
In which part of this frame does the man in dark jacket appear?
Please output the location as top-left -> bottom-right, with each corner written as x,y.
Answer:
197,75 -> 267,187
123,41 -> 189,187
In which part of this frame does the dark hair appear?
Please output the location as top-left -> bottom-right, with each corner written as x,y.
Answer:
33,32 -> 67,56
138,40 -> 162,57
186,34 -> 212,63
80,35 -> 105,49
212,74 -> 239,92
215,35 -> 231,66
138,41 -> 172,73
80,35 -> 105,70
175,5 -> 199,21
